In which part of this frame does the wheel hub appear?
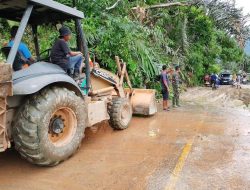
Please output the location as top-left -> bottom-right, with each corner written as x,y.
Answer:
48,107 -> 77,147
50,116 -> 65,135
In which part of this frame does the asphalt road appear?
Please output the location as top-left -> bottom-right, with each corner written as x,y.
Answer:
0,88 -> 250,190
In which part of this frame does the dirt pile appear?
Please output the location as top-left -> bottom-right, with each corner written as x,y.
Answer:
181,86 -> 250,108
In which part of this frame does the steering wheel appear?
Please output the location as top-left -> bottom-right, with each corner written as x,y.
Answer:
37,49 -> 51,62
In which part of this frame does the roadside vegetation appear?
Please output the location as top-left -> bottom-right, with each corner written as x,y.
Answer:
0,0 -> 250,87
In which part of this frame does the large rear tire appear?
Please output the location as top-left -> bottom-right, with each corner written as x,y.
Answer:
109,98 -> 132,130
13,87 -> 86,166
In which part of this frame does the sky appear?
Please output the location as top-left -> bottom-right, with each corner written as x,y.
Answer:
236,0 -> 250,52
235,0 -> 250,15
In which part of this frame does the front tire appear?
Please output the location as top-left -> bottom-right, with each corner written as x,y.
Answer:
13,87 -> 86,166
109,98 -> 132,130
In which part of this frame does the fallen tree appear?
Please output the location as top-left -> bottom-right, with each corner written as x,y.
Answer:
144,2 -> 189,9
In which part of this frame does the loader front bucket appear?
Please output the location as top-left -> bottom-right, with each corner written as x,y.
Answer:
130,89 -> 157,116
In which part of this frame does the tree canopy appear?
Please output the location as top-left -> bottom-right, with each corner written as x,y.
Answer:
1,0 -> 249,87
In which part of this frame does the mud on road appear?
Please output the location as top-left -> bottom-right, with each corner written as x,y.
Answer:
182,85 -> 250,108
0,86 -> 250,190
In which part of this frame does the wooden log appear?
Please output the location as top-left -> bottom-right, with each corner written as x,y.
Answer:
0,82 -> 13,97
146,2 -> 188,9
0,63 -> 13,97
0,63 -> 12,82
0,97 -> 9,152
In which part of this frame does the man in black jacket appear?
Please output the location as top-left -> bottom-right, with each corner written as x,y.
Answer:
51,26 -> 83,79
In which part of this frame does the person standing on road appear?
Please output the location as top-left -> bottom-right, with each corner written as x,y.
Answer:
210,73 -> 217,87
236,74 -> 242,89
51,26 -> 83,80
233,73 -> 237,83
160,65 -> 170,111
172,65 -> 181,108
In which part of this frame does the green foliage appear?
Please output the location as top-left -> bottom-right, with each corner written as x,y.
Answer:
180,6 -> 244,84
0,19 -> 10,61
0,0 -> 248,88
207,64 -> 221,74
242,55 -> 250,73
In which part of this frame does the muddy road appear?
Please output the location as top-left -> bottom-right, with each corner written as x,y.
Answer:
1,86 -> 250,190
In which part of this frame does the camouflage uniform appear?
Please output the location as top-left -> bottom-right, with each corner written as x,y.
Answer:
172,71 -> 180,107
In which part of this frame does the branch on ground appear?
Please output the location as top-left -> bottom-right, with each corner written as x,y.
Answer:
106,0 -> 123,10
132,2 -> 189,10
131,2 -> 189,23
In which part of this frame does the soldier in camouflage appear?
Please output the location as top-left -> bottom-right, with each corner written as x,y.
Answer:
172,65 -> 181,108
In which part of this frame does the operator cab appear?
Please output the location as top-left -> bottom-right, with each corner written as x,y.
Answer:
0,0 -> 91,93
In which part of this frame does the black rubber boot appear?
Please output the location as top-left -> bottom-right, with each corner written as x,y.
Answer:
67,70 -> 74,79
172,97 -> 177,108
176,98 -> 180,107
73,70 -> 80,80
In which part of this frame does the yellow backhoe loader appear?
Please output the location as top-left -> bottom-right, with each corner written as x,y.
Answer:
0,0 -> 157,166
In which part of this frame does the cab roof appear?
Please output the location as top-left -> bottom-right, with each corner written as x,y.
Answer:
0,0 -> 84,24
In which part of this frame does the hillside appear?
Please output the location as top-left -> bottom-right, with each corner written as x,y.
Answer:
245,40 -> 250,55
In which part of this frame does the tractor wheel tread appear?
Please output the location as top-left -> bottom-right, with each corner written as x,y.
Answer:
108,98 -> 132,130
13,87 -> 87,166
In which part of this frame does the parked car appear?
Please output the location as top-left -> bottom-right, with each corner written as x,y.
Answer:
242,75 -> 248,84
219,73 -> 233,85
